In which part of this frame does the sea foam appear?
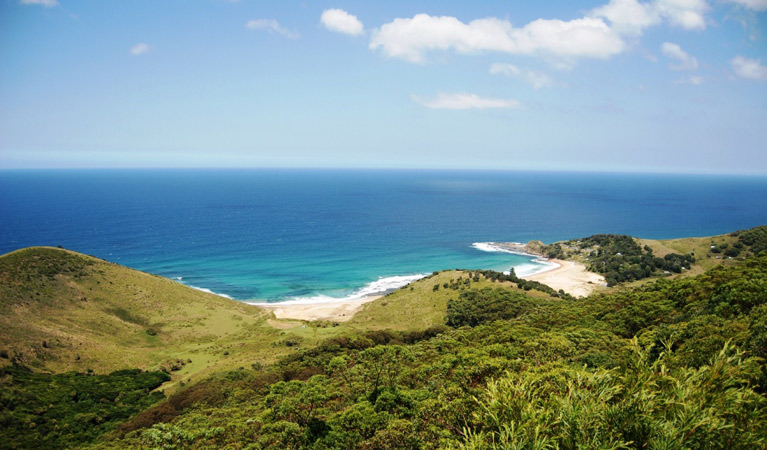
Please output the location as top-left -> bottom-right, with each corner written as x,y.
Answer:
472,242 -> 559,277
249,273 -> 428,306
187,285 -> 234,300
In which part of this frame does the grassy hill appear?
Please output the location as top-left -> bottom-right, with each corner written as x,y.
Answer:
0,248 -> 525,387
2,227 -> 766,449
0,247 -> 352,388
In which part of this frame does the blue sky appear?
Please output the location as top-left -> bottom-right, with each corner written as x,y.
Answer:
1,0 -> 765,173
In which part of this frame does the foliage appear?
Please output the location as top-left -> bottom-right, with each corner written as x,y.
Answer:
86,253 -> 767,450
446,288 -> 536,327
732,225 -> 767,256
542,234 -> 695,286
456,341 -> 767,450
5,239 -> 767,449
0,366 -> 169,450
469,269 -> 574,299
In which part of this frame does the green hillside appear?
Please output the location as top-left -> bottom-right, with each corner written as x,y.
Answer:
0,247 -> 348,386
2,227 -> 767,449
540,225 -> 767,285
86,252 -> 767,450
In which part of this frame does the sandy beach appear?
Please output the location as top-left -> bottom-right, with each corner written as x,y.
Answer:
522,259 -> 605,298
257,258 -> 604,323
257,296 -> 382,322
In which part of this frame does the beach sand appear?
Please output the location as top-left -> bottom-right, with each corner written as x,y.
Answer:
522,259 -> 605,298
258,296 -> 382,322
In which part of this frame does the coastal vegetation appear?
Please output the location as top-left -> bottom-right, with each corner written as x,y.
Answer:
537,226 -> 767,286
541,234 -> 695,285
90,252 -> 767,449
0,367 -> 169,450
1,227 -> 766,449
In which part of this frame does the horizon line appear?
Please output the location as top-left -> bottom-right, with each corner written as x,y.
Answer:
1,166 -> 767,177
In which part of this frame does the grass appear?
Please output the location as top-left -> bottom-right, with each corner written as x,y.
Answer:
0,247 -> 353,391
1,248 -> 530,392
347,270 -> 555,331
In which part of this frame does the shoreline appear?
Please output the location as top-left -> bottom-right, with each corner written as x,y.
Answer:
257,295 -> 382,322
252,256 -> 603,323
195,244 -> 598,322
521,258 -> 606,298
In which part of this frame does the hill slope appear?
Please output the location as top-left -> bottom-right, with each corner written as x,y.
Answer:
89,253 -> 767,450
0,248 -> 519,386
0,247 -> 301,385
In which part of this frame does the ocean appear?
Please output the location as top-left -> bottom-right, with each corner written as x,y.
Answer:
1,169 -> 766,302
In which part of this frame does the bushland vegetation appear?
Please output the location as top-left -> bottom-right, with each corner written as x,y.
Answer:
85,253 -> 767,449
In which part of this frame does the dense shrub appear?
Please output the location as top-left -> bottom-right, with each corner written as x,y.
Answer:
0,367 -> 169,450
446,288 -> 535,328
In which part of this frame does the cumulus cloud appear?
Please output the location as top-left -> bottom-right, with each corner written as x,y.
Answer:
321,9 -> 364,36
368,1 -> 713,65
370,14 -> 624,63
654,0 -> 708,30
130,43 -> 151,56
591,0 -> 660,36
246,19 -> 300,39
593,0 -> 708,34
661,42 -> 698,70
411,93 -> 521,110
731,56 -> 767,81
727,0 -> 767,10
20,0 -> 58,7
489,63 -> 554,89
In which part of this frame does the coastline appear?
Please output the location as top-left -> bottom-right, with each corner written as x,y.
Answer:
194,243 -> 602,322
257,295 -> 382,322
252,257 -> 603,323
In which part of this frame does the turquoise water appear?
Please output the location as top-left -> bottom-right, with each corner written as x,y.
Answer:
1,169 -> 766,302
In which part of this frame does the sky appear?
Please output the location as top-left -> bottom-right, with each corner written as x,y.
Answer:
0,0 -> 765,174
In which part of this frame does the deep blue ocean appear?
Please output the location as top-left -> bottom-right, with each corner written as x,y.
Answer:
1,169 -> 766,302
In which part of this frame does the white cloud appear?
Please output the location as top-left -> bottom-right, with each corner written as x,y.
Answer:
370,14 -> 624,64
654,0 -> 708,30
20,0 -> 58,7
246,19 -> 300,39
674,75 -> 703,84
321,9 -> 364,36
731,56 -> 767,81
130,43 -> 151,56
661,42 -> 698,70
727,0 -> 767,11
591,0 -> 660,36
411,93 -> 521,110
489,63 -> 554,89
593,0 -> 708,34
